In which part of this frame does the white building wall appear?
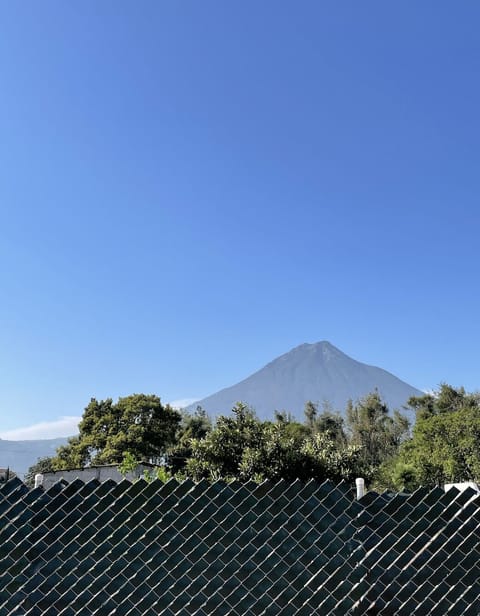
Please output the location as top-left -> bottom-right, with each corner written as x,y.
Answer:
40,464 -> 154,490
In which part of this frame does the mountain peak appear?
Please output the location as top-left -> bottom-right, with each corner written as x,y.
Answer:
188,342 -> 421,421
293,340 -> 343,353
295,340 -> 334,348
283,341 -> 346,363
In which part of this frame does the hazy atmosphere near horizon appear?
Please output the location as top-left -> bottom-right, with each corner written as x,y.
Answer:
1,2 -> 479,440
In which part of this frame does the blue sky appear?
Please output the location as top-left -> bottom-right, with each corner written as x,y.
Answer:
1,2 -> 479,438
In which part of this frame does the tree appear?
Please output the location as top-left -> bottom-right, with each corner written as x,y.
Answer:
303,400 -> 346,444
53,394 -> 181,468
24,456 -> 55,488
179,406 -> 212,441
184,401 -> 360,483
304,401 -> 318,432
396,384 -> 480,487
239,424 -> 360,483
316,409 -> 347,446
167,406 -> 212,474
185,402 -> 264,480
372,458 -> 418,492
273,410 -> 310,441
346,391 -> 410,481
300,433 -> 360,483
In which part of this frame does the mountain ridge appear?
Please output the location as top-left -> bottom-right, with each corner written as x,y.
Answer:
0,437 -> 69,478
188,341 -> 422,421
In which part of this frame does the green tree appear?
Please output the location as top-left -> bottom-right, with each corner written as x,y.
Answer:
300,433 -> 360,483
407,383 -> 479,420
304,401 -> 318,432
346,391 -> 410,481
397,384 -> 480,487
184,401 -> 360,483
372,457 -> 418,492
273,410 -> 310,441
185,402 -> 263,480
118,451 -> 172,483
167,406 -> 212,474
179,406 -> 212,441
24,456 -> 55,488
303,400 -> 347,444
315,409 -> 347,445
53,394 -> 181,468
239,425 -> 360,483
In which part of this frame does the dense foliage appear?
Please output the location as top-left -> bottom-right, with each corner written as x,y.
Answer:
345,392 -> 410,481
381,384 -> 480,490
181,402 -> 362,483
25,384 -> 480,491
52,394 -> 181,469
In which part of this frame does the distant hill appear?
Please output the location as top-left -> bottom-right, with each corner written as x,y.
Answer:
188,341 -> 422,422
0,437 -> 69,478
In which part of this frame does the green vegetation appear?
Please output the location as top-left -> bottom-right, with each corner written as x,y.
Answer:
25,384 -> 480,491
53,394 -> 181,469
23,456 -> 55,488
379,384 -> 480,490
346,392 -> 410,482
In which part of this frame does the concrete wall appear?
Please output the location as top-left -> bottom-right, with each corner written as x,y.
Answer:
40,464 -> 154,490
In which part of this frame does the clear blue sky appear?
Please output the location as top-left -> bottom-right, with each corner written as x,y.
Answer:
1,2 -> 479,437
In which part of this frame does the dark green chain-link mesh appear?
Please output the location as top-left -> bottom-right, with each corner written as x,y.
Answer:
0,477 -> 478,615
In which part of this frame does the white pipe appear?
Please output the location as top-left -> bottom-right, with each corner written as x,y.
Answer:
355,477 -> 365,500
34,474 -> 44,488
